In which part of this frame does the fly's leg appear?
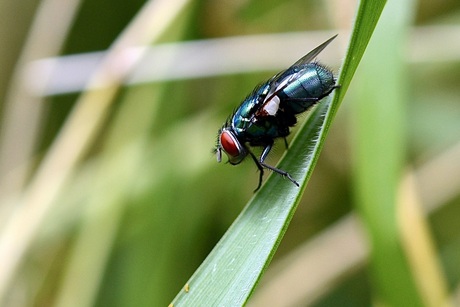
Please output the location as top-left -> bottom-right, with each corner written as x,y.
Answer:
328,84 -> 341,95
283,138 -> 289,149
283,85 -> 340,109
249,151 -> 265,192
317,84 -> 340,100
259,143 -> 299,188
283,97 -> 319,112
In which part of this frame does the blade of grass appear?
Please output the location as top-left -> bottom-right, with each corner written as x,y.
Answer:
353,1 -> 445,306
0,0 -> 82,197
0,0 -> 192,303
171,1 -> 386,305
398,173 -> 450,306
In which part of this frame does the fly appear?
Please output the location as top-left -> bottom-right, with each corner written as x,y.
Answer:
215,35 -> 339,191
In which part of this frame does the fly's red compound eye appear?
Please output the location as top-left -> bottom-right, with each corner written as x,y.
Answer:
220,130 -> 240,157
218,129 -> 246,165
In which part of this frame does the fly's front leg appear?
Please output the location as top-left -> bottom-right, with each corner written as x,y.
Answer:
249,151 -> 265,192
283,138 -> 289,150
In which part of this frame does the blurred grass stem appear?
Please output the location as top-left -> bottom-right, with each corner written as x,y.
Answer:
0,0 -> 191,302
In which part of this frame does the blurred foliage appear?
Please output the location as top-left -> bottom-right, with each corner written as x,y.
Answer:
0,0 -> 460,306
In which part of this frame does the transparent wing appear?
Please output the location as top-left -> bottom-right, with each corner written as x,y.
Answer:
289,34 -> 337,68
265,34 -> 337,98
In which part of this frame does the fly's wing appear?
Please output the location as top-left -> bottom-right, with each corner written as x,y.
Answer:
289,34 -> 337,68
265,34 -> 337,99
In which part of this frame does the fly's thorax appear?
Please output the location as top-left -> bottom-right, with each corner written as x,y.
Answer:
234,83 -> 270,120
217,128 -> 247,165
231,84 -> 268,133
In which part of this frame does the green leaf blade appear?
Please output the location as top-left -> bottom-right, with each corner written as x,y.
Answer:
172,101 -> 330,306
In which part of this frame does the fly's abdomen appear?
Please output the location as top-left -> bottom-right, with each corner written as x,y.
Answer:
281,63 -> 335,114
